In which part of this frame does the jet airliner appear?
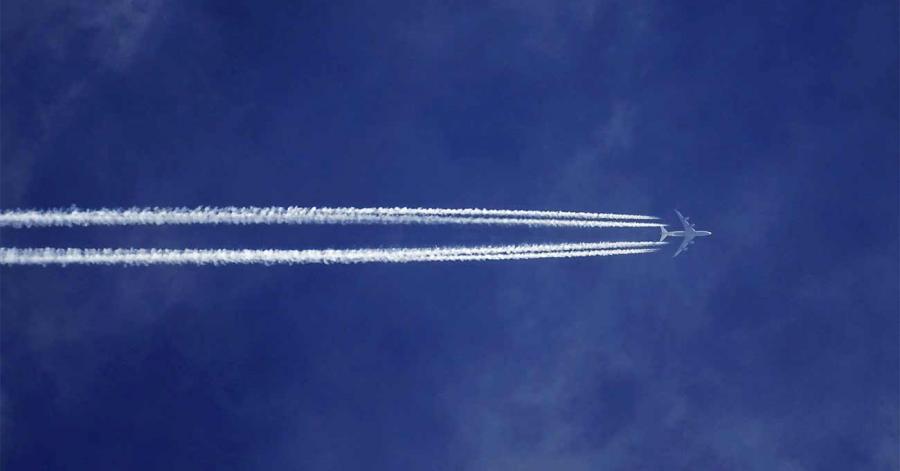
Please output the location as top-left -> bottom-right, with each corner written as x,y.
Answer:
659,210 -> 711,257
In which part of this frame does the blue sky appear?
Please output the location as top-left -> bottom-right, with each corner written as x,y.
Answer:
2,1 -> 897,469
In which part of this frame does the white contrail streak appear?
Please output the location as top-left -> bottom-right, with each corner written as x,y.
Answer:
308,207 -> 657,220
0,207 -> 661,228
0,242 -> 664,266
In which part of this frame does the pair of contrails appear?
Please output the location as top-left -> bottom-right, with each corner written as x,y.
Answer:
0,206 -> 670,266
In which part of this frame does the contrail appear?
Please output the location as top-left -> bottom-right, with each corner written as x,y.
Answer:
0,207 -> 662,228
0,241 -> 664,266
307,207 -> 657,220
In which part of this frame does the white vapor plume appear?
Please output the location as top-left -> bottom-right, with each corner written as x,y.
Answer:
309,207 -> 657,220
0,241 -> 664,266
0,207 -> 662,228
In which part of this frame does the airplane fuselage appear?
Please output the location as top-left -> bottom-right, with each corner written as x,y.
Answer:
668,230 -> 711,238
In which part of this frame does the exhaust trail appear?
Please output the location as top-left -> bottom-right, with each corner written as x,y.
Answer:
307,207 -> 657,220
0,207 -> 661,228
0,241 -> 664,266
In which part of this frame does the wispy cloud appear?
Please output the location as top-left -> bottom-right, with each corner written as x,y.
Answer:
5,0 -> 167,70
2,0 -> 169,203
81,0 -> 165,69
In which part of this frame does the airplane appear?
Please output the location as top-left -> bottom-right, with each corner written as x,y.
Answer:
659,210 -> 712,257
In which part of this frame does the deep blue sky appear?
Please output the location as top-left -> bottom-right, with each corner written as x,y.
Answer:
2,1 -> 897,469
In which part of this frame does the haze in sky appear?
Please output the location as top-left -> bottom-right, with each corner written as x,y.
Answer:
2,1 -> 897,470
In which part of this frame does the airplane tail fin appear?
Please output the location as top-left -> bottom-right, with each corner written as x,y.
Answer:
659,226 -> 669,242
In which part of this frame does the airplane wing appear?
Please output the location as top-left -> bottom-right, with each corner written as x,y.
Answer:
674,209 -> 691,231
673,232 -> 695,257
